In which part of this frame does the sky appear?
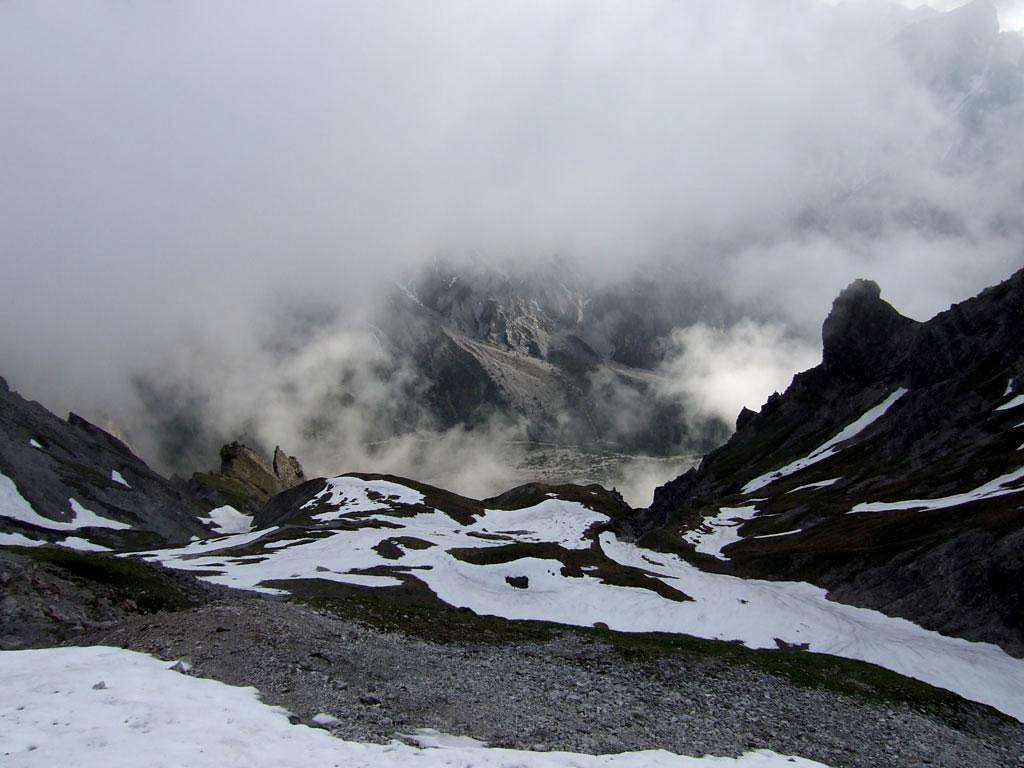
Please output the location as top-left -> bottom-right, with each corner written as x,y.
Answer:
1,0 -> 1022,492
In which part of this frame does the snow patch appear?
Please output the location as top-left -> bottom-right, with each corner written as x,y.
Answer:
0,646 -> 831,768
996,393 -> 1024,412
68,498 -> 131,530
473,499 -> 607,550
849,466 -> 1024,514
683,506 -> 759,560
28,438 -> 42,449
743,389 -> 908,494
752,529 -> 802,540
1,473 -> 129,531
57,536 -> 111,552
305,477 -> 426,521
199,505 -> 253,534
0,532 -> 45,547
398,728 -> 488,749
787,478 -> 840,493
110,470 -> 131,488
311,712 -> 340,727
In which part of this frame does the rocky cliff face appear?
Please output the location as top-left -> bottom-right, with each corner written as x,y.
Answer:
627,267 -> 1024,655
190,442 -> 306,513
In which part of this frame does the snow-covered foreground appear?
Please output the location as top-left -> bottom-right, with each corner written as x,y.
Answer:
0,646 -> 831,768
136,477 -> 1024,722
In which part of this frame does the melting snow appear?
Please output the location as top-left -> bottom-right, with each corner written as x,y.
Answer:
0,532 -> 44,547
68,499 -> 131,530
199,505 -> 253,534
743,389 -> 908,494
849,465 -> 1024,514
0,646 -> 831,768
1,473 -> 129,531
473,499 -> 606,550
137,480 -> 1024,721
304,477 -> 426,521
752,529 -> 802,540
682,506 -> 759,560
787,478 -> 840,493
110,470 -> 131,488
996,393 -> 1024,412
398,729 -> 488,749
57,536 -> 111,552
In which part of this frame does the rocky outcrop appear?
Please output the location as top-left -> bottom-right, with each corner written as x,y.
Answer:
627,267 -> 1024,655
273,446 -> 306,489
820,279 -> 918,381
190,442 -> 307,514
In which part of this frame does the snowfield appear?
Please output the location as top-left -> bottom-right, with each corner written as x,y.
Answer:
0,646 -> 832,768
199,504 -> 254,534
134,475 -> 1024,722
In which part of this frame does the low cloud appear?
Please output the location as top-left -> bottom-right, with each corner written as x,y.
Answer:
658,321 -> 822,428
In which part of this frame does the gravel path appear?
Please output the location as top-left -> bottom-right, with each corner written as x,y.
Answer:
81,599 -> 1024,768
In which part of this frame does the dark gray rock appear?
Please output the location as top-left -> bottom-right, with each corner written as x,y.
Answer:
629,267 -> 1024,656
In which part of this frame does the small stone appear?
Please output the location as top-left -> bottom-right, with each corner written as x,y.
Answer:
91,681 -> 107,690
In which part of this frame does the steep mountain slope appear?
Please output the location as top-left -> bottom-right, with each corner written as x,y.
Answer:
629,267 -> 1024,656
0,378 -> 208,549
0,380 -> 292,548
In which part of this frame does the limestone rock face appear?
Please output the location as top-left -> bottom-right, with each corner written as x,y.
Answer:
272,446 -> 306,490
219,442 -> 280,498
190,443 -> 307,513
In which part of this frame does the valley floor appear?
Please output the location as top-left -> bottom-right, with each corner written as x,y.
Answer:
66,597 -> 1024,768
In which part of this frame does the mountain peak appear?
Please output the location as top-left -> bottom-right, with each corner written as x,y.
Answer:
821,279 -> 916,379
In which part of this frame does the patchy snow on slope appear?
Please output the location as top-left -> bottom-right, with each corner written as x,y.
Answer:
1,473 -> 129,531
996,393 -> 1024,411
752,529 -> 802,540
849,465 -> 1024,514
304,477 -> 426,521
137,478 -> 1024,722
473,499 -> 607,550
0,646 -> 831,768
58,536 -> 111,552
68,499 -> 131,530
1006,378 -> 1016,397
199,505 -> 253,534
0,532 -> 44,547
110,470 -> 131,488
743,389 -> 908,494
683,506 -> 759,560
28,438 -> 42,449
600,535 -> 1024,722
787,478 -> 840,493
135,527 -> 277,559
